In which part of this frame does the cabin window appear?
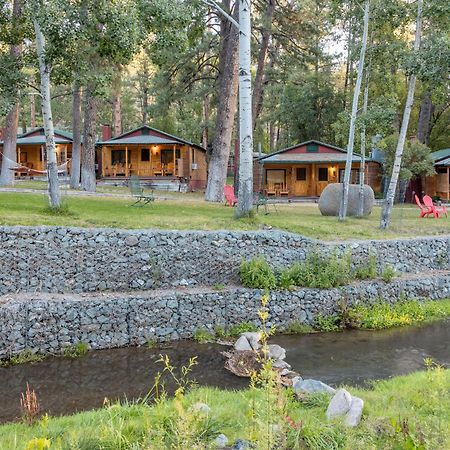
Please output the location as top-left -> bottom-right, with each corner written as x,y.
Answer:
437,168 -> 447,174
111,150 -> 126,165
142,128 -> 149,135
161,149 -> 174,164
266,169 -> 286,185
141,148 -> 150,162
296,168 -> 307,181
176,149 -> 181,159
339,169 -> 360,184
306,143 -> 318,153
318,168 -> 329,182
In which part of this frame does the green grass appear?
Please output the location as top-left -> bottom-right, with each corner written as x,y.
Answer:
0,191 -> 449,240
0,369 -> 448,449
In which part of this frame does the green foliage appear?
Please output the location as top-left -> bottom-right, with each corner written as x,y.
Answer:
145,339 -> 157,349
212,283 -> 225,291
313,314 -> 342,332
62,342 -> 89,358
240,257 -> 277,289
381,265 -> 396,282
353,253 -> 378,280
0,349 -> 45,367
348,298 -> 450,330
379,134 -> 435,181
226,322 -> 258,337
192,328 -> 214,344
283,321 -> 315,335
279,253 -> 352,290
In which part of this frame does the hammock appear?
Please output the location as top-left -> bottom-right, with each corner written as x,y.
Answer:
10,161 -> 70,175
1,150 -> 70,175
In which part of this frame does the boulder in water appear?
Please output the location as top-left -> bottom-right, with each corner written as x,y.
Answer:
318,183 -> 374,216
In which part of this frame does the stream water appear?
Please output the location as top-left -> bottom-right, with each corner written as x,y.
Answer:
0,320 -> 448,423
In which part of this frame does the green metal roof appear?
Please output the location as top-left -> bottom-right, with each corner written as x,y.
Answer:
98,125 -> 205,151
431,148 -> 450,162
97,136 -> 180,146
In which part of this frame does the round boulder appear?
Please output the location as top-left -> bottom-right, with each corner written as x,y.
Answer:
318,183 -> 374,216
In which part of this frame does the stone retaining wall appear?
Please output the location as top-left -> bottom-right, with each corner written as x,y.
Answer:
0,226 -> 449,295
1,271 -> 449,357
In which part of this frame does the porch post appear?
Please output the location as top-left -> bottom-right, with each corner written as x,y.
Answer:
311,163 -> 316,196
447,167 -> 449,200
101,146 -> 105,177
41,145 -> 44,170
125,146 -> 129,177
17,146 -> 21,165
173,145 -> 176,175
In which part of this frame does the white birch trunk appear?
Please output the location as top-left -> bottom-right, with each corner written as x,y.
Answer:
70,81 -> 82,189
236,0 -> 253,217
380,0 -> 423,230
33,18 -> 61,208
339,0 -> 370,221
357,68 -> 370,217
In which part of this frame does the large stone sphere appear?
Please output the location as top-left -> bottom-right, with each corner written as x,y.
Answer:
318,183 -> 375,216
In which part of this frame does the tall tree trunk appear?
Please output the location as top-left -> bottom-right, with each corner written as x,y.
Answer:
343,3 -> 353,111
70,81 -> 82,189
205,1 -> 239,202
33,18 -> 60,208
236,0 -> 253,217
417,91 -> 433,145
357,67 -> 370,217
380,0 -> 422,230
81,83 -> 98,191
0,0 -> 21,186
252,0 -> 275,130
202,94 -> 210,149
112,66 -> 122,136
339,0 -> 370,221
30,91 -> 36,128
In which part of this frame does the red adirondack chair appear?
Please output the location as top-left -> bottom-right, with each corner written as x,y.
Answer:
224,185 -> 237,207
415,195 -> 434,218
423,195 -> 448,218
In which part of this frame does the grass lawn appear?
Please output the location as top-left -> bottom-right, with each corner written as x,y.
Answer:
0,191 -> 449,240
0,368 -> 448,449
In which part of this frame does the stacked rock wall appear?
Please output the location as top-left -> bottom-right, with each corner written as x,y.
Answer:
0,226 -> 449,295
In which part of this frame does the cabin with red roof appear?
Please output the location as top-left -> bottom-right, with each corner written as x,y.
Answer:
255,140 -> 381,197
97,125 -> 207,191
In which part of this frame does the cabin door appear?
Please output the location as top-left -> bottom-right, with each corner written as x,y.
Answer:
316,166 -> 330,196
293,166 -> 309,196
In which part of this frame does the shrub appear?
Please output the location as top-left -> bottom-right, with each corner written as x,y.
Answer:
63,342 -> 89,358
381,265 -> 396,283
0,349 -> 45,367
283,321 -> 315,334
240,257 -> 277,289
226,321 -> 258,337
284,252 -> 352,289
353,253 -> 378,280
313,314 -> 342,332
193,328 -> 214,343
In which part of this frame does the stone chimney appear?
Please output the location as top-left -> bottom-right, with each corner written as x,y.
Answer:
101,124 -> 112,141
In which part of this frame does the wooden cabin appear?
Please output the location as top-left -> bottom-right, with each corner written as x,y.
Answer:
423,149 -> 450,200
0,128 -> 73,175
97,125 -> 207,190
254,140 -> 381,197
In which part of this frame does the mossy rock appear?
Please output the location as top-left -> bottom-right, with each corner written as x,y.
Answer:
318,183 -> 374,216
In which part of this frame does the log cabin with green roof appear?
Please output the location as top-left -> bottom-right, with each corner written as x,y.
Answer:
96,125 -> 207,191
254,140 -> 382,197
0,127 -> 73,175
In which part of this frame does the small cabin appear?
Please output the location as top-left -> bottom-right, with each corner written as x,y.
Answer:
255,140 -> 381,197
0,128 -> 73,175
423,148 -> 450,201
97,125 -> 207,191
